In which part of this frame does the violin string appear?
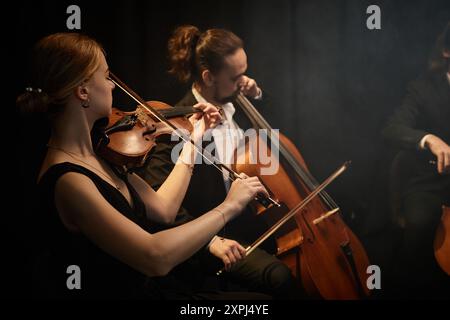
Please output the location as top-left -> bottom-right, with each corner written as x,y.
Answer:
109,73 -> 281,208
109,76 -> 238,182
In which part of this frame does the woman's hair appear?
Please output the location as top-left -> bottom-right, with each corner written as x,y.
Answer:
168,25 -> 244,83
429,21 -> 450,73
16,33 -> 105,115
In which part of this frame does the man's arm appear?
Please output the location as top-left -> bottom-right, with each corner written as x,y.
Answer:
381,80 -> 429,150
381,78 -> 450,174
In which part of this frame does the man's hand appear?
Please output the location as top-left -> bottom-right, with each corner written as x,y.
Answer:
425,134 -> 450,174
239,75 -> 262,99
208,237 -> 247,271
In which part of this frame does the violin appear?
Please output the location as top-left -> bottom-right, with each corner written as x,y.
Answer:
96,101 -> 201,167
96,72 -> 279,209
232,92 -> 371,299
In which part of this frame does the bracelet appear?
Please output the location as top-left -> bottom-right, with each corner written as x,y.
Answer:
206,235 -> 219,250
215,208 -> 227,229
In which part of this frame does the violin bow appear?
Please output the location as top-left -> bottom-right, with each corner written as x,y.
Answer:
109,72 -> 280,207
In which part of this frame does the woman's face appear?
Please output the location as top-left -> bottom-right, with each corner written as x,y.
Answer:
84,54 -> 115,118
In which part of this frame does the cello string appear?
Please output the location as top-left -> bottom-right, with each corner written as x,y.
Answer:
236,94 -> 319,190
236,93 -> 338,208
217,161 -> 348,275
247,162 -> 348,254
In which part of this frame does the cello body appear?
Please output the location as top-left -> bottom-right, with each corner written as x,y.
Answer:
434,206 -> 450,276
233,94 -> 371,299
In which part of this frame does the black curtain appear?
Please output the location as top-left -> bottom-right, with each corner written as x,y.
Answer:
11,0 -> 450,298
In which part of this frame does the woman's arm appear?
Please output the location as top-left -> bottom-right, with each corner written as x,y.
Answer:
129,102 -> 220,224
55,171 -> 264,277
128,142 -> 196,224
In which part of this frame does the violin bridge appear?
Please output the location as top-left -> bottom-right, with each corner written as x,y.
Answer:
136,107 -> 148,126
312,208 -> 340,225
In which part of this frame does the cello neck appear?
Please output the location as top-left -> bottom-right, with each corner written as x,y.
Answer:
234,92 -> 338,208
236,93 -> 273,131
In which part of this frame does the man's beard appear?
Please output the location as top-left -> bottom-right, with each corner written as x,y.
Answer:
214,87 -> 239,105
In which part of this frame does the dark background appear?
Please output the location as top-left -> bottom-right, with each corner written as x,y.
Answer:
11,0 -> 449,298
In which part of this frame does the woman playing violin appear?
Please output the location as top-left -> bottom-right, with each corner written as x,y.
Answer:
18,32 -> 269,299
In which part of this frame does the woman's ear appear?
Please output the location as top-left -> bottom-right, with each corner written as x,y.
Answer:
74,85 -> 90,108
74,85 -> 89,101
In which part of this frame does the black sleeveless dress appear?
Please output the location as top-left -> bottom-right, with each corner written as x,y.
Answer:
35,162 -> 155,299
33,162 -> 271,300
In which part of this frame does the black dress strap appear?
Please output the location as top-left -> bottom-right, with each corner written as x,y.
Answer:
35,162 -> 152,298
38,162 -> 148,225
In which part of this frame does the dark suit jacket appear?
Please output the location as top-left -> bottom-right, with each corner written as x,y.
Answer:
135,90 -> 269,242
382,71 -> 450,199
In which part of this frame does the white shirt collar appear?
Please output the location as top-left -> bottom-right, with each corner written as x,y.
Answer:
190,85 -> 243,183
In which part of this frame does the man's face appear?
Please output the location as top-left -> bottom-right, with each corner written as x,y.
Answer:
444,49 -> 450,72
211,48 -> 248,104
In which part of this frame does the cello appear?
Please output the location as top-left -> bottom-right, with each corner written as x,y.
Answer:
232,93 -> 371,299
434,206 -> 450,276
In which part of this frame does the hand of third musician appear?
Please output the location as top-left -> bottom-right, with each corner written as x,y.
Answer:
425,134 -> 450,174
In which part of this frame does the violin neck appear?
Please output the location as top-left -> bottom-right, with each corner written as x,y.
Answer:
157,106 -> 201,119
